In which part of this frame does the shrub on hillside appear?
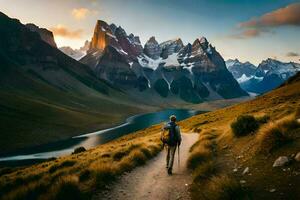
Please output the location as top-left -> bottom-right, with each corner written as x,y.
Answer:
193,161 -> 217,182
72,146 -> 86,154
187,146 -> 212,170
231,115 -> 259,137
52,176 -> 82,200
257,116 -> 299,153
256,115 -> 270,124
205,175 -> 249,200
257,124 -> 287,154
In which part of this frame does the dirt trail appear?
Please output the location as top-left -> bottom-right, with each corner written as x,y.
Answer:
93,133 -> 198,200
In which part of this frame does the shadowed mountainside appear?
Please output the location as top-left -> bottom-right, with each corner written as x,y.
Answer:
0,12 -> 156,153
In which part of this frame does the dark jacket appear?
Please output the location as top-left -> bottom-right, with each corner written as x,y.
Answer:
163,121 -> 182,146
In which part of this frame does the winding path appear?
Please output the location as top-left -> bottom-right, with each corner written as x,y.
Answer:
93,133 -> 197,200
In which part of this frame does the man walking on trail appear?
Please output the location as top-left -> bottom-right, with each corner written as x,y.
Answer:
162,115 -> 182,175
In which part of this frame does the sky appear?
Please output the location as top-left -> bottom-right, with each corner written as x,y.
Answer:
0,0 -> 299,65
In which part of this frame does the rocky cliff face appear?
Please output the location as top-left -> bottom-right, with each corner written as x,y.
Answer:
81,20 -> 248,103
26,23 -> 57,48
143,37 -> 161,60
160,38 -> 184,59
115,26 -> 143,59
90,20 -> 119,51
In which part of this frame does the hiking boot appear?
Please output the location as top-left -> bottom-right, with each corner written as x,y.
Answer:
167,168 -> 172,175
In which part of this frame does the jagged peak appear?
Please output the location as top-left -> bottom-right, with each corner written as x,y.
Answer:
147,36 -> 158,44
96,19 -> 109,26
160,38 -> 183,46
115,26 -> 127,36
192,36 -> 209,50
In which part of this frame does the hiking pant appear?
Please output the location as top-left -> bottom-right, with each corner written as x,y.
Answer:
166,145 -> 177,169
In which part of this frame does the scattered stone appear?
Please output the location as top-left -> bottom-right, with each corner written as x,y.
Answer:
185,183 -> 188,186
273,156 -> 289,167
242,167 -> 249,175
270,189 -> 276,193
237,155 -> 244,159
233,168 -> 238,173
240,180 -> 246,184
295,152 -> 300,162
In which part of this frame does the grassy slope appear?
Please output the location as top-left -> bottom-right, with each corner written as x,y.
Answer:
0,124 -> 163,200
180,73 -> 300,199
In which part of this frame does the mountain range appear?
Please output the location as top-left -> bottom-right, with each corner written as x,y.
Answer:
59,40 -> 90,60
79,20 -> 247,103
0,12 -> 154,152
226,59 -> 300,94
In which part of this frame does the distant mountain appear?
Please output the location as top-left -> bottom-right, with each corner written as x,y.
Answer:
0,12 -> 148,152
226,58 -> 300,94
226,59 -> 256,81
80,20 -> 247,103
59,40 -> 90,60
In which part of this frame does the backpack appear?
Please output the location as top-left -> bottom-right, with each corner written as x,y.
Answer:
161,122 -> 178,146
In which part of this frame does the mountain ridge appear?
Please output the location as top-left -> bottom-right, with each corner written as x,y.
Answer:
226,58 -> 300,94
80,20 -> 248,103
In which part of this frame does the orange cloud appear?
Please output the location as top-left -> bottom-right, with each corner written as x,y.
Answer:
71,7 -> 98,20
240,3 -> 300,28
51,25 -> 83,39
232,3 -> 300,39
229,29 -> 270,39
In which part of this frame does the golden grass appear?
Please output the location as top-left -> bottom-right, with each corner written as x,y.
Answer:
192,160 -> 217,182
0,124 -> 163,200
187,130 -> 216,170
183,79 -> 300,199
187,147 -> 212,170
204,175 -> 248,200
256,115 -> 300,154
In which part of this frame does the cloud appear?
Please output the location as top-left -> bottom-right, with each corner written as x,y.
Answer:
240,3 -> 300,28
71,7 -> 97,20
286,52 -> 299,57
230,29 -> 261,39
232,3 -> 300,39
51,25 -> 83,39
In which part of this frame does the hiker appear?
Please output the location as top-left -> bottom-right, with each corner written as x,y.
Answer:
161,115 -> 182,175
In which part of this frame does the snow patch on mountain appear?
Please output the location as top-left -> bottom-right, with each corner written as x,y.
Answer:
138,54 -> 162,70
161,53 -> 180,66
237,74 -> 253,83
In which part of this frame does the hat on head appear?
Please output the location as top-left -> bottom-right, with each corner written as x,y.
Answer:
170,115 -> 176,121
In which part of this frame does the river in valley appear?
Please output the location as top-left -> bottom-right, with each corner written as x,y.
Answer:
0,109 -> 205,166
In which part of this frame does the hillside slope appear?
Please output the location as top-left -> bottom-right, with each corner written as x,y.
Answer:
180,72 -> 300,199
0,12 -> 155,153
0,70 -> 299,199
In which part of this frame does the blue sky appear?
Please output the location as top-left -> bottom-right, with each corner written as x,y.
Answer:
0,0 -> 299,64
